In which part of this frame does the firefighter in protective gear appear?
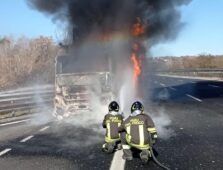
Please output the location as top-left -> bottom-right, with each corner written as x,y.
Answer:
119,101 -> 157,163
102,101 -> 124,153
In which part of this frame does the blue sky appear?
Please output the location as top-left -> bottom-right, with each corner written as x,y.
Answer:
0,0 -> 223,56
151,0 -> 223,56
0,0 -> 57,39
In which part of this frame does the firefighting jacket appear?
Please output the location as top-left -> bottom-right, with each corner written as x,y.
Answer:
102,113 -> 123,143
119,113 -> 157,150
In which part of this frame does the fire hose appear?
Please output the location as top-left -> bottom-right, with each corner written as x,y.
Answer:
149,134 -> 170,170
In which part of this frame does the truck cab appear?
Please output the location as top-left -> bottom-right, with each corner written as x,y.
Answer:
54,55 -> 113,119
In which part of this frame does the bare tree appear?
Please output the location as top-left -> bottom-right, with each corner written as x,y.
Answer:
0,36 -> 59,90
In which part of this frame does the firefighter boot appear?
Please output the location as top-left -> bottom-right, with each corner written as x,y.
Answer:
117,143 -> 122,150
102,143 -> 107,152
140,150 -> 150,164
122,149 -> 133,161
102,143 -> 115,153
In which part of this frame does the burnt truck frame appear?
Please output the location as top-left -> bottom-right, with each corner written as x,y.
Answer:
54,55 -> 113,119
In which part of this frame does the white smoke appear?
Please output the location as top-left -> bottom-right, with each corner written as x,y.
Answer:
29,85 -> 54,125
26,37 -> 173,146
63,97 -> 107,132
149,106 -> 175,140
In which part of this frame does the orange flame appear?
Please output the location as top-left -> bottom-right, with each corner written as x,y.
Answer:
130,18 -> 144,86
131,18 -> 145,37
131,53 -> 141,85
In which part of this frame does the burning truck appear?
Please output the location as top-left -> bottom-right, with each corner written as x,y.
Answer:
28,0 -> 191,101
54,54 -> 113,119
53,18 -> 146,120
29,0 -> 192,119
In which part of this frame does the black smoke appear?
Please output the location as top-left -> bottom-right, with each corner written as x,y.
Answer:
27,0 -> 192,44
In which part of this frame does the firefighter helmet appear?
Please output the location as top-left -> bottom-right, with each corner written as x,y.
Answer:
131,101 -> 144,113
109,101 -> 119,112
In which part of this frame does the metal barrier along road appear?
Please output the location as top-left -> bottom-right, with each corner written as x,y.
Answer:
157,68 -> 223,78
0,85 -> 54,119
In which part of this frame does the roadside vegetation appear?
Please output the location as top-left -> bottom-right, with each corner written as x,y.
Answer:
0,36 -> 59,90
0,36 -> 222,90
153,55 -> 223,78
153,55 -> 223,71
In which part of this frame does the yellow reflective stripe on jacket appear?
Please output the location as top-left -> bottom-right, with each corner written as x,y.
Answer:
126,134 -> 131,143
125,125 -> 150,150
118,123 -> 121,137
139,125 -> 144,146
127,141 -> 150,150
105,122 -> 121,142
105,136 -> 120,143
126,126 -> 131,143
147,127 -> 157,133
107,122 -> 111,139
126,126 -> 131,134
126,135 -> 149,149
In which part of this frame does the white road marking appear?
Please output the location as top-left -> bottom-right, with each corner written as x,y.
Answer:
160,83 -> 166,87
20,135 -> 34,143
169,87 -> 177,91
0,119 -> 30,127
39,126 -> 50,132
186,94 -> 202,102
0,148 -> 11,156
110,150 -> 125,170
208,85 -> 220,88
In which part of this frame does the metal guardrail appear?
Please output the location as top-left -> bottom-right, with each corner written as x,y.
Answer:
156,69 -> 223,78
0,85 -> 54,118
157,68 -> 223,73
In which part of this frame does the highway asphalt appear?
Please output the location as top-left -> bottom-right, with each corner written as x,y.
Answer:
0,75 -> 223,170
